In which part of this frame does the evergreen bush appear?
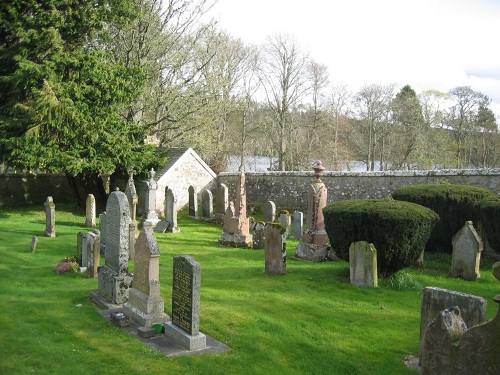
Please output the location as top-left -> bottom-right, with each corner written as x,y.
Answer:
392,184 -> 496,252
479,195 -> 500,252
323,198 -> 439,277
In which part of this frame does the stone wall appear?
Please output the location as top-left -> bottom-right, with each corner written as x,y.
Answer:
218,169 -> 500,212
0,173 -> 76,207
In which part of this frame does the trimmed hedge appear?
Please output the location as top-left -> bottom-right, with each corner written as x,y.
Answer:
479,195 -> 500,251
323,199 -> 439,277
392,184 -> 497,252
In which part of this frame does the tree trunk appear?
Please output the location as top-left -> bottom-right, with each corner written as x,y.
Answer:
66,171 -> 108,211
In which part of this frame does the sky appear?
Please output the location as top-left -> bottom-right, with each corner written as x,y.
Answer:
208,0 -> 500,118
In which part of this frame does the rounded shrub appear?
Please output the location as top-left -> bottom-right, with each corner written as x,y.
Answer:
323,198 -> 439,277
479,195 -> 500,252
392,184 -> 496,252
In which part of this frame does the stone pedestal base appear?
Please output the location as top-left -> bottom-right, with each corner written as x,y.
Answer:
295,242 -> 329,262
123,289 -> 170,327
219,232 -> 253,248
164,322 -> 207,351
97,266 -> 133,304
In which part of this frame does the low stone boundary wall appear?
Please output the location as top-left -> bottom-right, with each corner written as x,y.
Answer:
218,169 -> 500,212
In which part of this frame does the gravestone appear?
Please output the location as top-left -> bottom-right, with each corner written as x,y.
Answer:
142,168 -> 160,227
263,201 -> 276,223
219,172 -> 253,248
188,186 -> 198,218
278,211 -> 291,238
165,188 -> 180,233
125,169 -> 138,258
30,236 -> 38,253
44,196 -> 56,237
85,194 -> 96,227
99,212 -> 107,251
215,183 -> 228,224
295,161 -> 329,261
349,241 -> 378,288
201,189 -> 213,219
252,222 -> 266,249
123,224 -> 169,327
86,231 -> 100,278
421,306 -> 467,375
449,221 -> 482,281
419,287 -> 488,364
265,224 -> 287,275
96,190 -> 133,304
293,211 -> 303,239
164,255 -> 206,351
77,231 -> 88,272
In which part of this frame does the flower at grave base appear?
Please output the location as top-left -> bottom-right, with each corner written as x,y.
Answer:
55,260 -> 79,274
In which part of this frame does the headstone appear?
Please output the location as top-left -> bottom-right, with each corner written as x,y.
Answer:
44,196 -> 56,237
96,190 -> 133,304
278,211 -> 291,238
165,188 -> 180,233
142,168 -> 160,227
123,224 -> 169,327
99,211 -> 107,251
125,170 -> 138,258
164,255 -> 206,351
252,222 -> 266,249
493,261 -> 500,281
265,224 -> 287,275
201,189 -> 213,219
77,231 -> 88,271
419,287 -> 488,364
420,306 -> 467,375
86,231 -> 100,278
219,172 -> 253,248
349,241 -> 378,288
293,211 -> 303,239
188,186 -> 198,218
85,194 -> 96,227
215,183 -> 228,224
263,201 -> 276,223
449,221 -> 482,281
154,221 -> 169,233
30,236 -> 38,252
295,161 -> 329,261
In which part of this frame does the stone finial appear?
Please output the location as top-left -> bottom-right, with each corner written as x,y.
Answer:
149,168 -> 156,180
312,160 -> 325,182
128,167 -> 134,181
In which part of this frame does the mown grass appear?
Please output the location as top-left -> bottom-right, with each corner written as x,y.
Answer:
0,204 -> 498,375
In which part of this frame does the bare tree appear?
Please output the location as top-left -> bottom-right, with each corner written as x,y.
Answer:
326,83 -> 351,169
260,33 -> 309,171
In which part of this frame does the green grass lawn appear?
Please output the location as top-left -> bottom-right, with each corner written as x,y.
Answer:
0,204 -> 498,375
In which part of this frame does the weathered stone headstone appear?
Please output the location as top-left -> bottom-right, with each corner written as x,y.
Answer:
349,241 -> 378,288
449,221 -> 482,281
293,210 -> 303,239
165,188 -> 180,233
419,287 -> 488,364
99,211 -> 106,251
188,186 -> 198,218
123,224 -> 169,327
215,183 -> 229,224
142,168 -> 160,227
30,236 -> 38,253
154,221 -> 169,233
96,190 -> 133,305
85,194 -> 96,227
421,306 -> 467,375
201,189 -> 213,219
252,221 -> 266,249
219,172 -> 253,248
263,201 -> 276,223
86,231 -> 100,278
164,255 -> 206,351
493,261 -> 500,281
265,224 -> 287,275
295,161 -> 329,261
278,211 -> 291,238
125,169 -> 138,258
44,196 -> 56,237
